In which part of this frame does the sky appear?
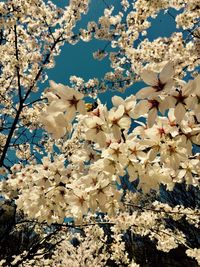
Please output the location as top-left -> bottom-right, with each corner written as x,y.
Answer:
46,1 -> 177,107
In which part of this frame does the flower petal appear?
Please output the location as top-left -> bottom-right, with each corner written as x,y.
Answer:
147,108 -> 157,128
112,96 -> 124,106
174,103 -> 186,124
159,61 -> 174,84
134,100 -> 150,117
136,87 -> 155,99
141,70 -> 158,86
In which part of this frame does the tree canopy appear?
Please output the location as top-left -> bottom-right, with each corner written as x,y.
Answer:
0,0 -> 200,266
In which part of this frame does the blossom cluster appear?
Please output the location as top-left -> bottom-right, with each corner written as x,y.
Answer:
2,63 -> 200,225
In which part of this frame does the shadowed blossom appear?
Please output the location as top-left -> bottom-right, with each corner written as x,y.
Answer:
136,61 -> 175,99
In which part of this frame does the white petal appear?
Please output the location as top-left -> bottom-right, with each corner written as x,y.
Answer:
141,70 -> 158,86
147,108 -> 157,128
134,100 -> 150,117
159,98 -> 170,114
166,96 -> 176,108
96,132 -> 107,147
42,115 -> 54,130
112,96 -> 124,106
55,113 -> 67,127
159,61 -> 174,84
49,80 -> 59,90
136,87 -> 155,99
193,75 -> 200,94
112,125 -> 121,140
126,100 -> 136,111
137,151 -> 147,160
127,165 -> 138,181
59,87 -> 73,100
66,107 -> 76,121
118,116 -> 131,129
191,134 -> 200,145
163,79 -> 174,92
48,100 -> 67,112
77,101 -> 86,115
53,127 -> 66,139
148,148 -> 158,161
174,103 -> 186,124
115,105 -> 125,118
85,128 -> 96,140
182,80 -> 195,95
185,96 -> 195,109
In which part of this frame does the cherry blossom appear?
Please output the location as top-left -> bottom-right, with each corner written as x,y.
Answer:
108,105 -> 131,140
136,61 -> 175,99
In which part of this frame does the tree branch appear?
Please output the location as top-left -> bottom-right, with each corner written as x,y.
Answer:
14,24 -> 22,103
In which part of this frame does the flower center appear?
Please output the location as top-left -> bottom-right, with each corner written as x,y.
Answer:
69,95 -> 79,109
148,99 -> 159,109
153,79 -> 165,92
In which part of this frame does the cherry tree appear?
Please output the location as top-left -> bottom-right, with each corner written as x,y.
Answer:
0,0 -> 200,266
